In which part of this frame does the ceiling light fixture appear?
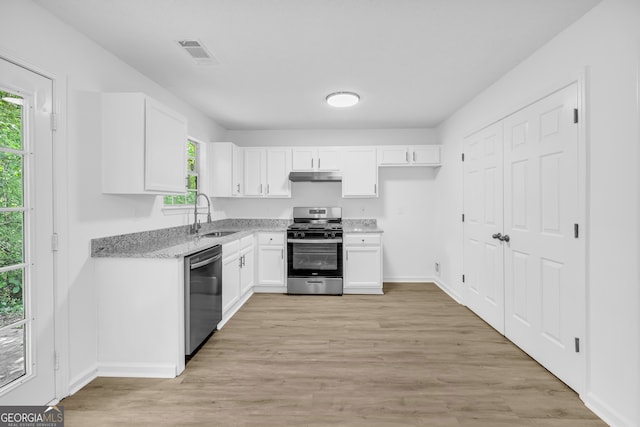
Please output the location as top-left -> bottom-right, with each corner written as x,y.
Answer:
326,91 -> 360,108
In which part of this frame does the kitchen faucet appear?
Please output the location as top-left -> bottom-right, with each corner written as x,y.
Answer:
191,192 -> 212,234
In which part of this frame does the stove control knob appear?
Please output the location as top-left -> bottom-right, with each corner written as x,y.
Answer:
324,232 -> 329,238
331,232 -> 336,238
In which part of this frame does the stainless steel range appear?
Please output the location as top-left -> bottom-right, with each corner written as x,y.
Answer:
287,207 -> 343,295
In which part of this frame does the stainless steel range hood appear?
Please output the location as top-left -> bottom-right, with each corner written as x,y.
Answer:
288,171 -> 342,182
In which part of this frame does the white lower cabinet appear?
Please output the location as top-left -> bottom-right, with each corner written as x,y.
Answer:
221,235 -> 254,326
344,233 -> 383,294
255,232 -> 286,293
95,257 -> 186,378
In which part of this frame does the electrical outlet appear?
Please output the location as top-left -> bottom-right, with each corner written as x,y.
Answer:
435,262 -> 440,276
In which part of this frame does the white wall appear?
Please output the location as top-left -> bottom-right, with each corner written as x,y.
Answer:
435,0 -> 640,425
220,129 -> 439,281
0,0 -> 225,397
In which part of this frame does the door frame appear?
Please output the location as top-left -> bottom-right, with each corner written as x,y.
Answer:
461,70 -> 588,396
0,51 -> 70,402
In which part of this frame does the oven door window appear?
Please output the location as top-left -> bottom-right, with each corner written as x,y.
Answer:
289,242 -> 342,276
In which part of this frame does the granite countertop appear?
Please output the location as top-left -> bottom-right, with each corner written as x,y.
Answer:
92,218 -> 383,259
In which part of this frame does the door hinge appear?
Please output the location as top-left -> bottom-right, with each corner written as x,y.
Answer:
574,223 -> 579,238
462,213 -> 465,222
461,153 -> 465,162
573,108 -> 579,124
462,274 -> 465,283
50,112 -> 58,131
54,352 -> 60,370
574,337 -> 580,353
51,233 -> 59,252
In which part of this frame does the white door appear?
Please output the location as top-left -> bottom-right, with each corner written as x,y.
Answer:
344,246 -> 381,288
317,148 -> 341,171
342,147 -> 378,197
503,84 -> 583,391
222,253 -> 240,317
412,146 -> 441,165
265,148 -> 290,197
257,246 -> 284,286
291,147 -> 316,171
0,58 -> 56,404
243,148 -> 265,197
463,122 -> 505,333
239,246 -> 254,295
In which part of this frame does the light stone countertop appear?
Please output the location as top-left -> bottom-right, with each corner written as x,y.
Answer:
91,218 -> 382,259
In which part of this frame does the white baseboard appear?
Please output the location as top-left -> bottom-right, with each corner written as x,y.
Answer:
253,285 -> 286,293
383,276 -> 433,283
430,277 -> 464,305
584,391 -> 635,427
97,362 -> 177,379
218,290 -> 253,329
68,365 -> 98,395
344,287 -> 383,295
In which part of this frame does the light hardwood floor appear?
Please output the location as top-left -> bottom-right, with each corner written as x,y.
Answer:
61,283 -> 605,426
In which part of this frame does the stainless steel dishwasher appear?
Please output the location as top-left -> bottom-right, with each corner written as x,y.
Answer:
185,245 -> 222,356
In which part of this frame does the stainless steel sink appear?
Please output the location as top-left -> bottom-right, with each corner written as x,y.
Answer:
202,230 -> 238,238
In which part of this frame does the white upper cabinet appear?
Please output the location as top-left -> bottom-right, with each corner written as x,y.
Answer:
342,147 -> 378,198
291,147 -> 342,171
102,93 -> 187,194
378,145 -> 441,166
265,147 -> 291,197
243,148 -> 266,197
242,147 -> 291,198
208,142 -> 243,197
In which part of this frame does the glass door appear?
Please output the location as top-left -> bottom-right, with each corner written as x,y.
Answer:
0,58 -> 55,405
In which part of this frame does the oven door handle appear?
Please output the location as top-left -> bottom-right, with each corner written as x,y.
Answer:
287,238 -> 342,244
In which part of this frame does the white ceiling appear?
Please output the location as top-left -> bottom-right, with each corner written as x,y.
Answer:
34,0 -> 600,130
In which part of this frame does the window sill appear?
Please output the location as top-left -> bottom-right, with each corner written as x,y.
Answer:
162,205 -> 208,216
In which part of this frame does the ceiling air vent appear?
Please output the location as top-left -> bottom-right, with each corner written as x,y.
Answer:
177,40 -> 219,65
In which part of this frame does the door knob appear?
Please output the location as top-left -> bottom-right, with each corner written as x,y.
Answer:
492,233 -> 502,240
502,234 -> 510,242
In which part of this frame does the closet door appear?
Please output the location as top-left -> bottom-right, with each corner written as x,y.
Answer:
463,122 -> 505,333
503,83 -> 583,391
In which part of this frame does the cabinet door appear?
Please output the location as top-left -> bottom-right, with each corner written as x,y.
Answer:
208,142 -> 234,197
243,148 -> 265,196
232,144 -> 243,196
258,245 -> 285,286
240,246 -> 255,296
411,145 -> 441,165
144,97 -> 187,193
291,147 -> 316,171
342,147 -> 378,197
222,254 -> 240,316
266,148 -> 291,197
378,146 -> 410,165
317,147 -> 342,171
345,246 -> 381,288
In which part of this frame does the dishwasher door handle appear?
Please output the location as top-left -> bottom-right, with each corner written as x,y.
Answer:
190,253 -> 222,269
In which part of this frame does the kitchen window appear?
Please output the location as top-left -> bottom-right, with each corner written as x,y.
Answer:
164,140 -> 198,207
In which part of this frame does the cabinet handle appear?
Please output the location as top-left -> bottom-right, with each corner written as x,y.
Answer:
318,158 -> 321,169
281,249 -> 284,259
237,183 -> 240,193
406,151 -> 409,162
311,158 -> 314,169
346,251 -> 348,261
374,184 -> 377,194
267,184 -> 270,194
260,184 -> 263,194
239,256 -> 243,268
413,152 -> 416,162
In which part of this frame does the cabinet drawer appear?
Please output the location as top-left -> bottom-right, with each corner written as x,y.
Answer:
240,235 -> 254,249
222,239 -> 240,255
344,234 -> 381,246
258,232 -> 285,246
